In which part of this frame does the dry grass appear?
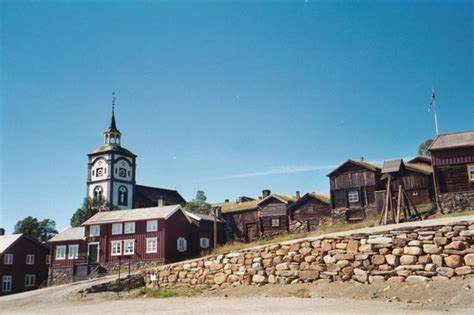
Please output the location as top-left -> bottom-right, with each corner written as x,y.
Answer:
135,286 -> 209,298
289,288 -> 311,298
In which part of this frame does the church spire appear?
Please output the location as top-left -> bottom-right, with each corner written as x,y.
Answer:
104,92 -> 121,146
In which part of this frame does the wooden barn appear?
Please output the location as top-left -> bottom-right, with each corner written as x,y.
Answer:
0,232 -> 50,295
327,159 -> 384,221
429,131 -> 474,213
257,192 -> 295,237
287,193 -> 332,233
220,199 -> 260,242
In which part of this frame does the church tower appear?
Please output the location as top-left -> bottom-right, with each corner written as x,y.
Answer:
87,94 -> 137,210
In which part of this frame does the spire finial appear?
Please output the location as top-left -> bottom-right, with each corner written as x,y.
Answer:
112,92 -> 116,115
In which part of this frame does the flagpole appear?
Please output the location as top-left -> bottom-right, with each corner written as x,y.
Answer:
434,100 -> 439,136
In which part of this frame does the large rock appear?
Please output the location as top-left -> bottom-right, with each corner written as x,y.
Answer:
347,240 -> 359,254
423,244 -> 441,254
400,255 -> 418,265
445,255 -> 463,268
252,274 -> 267,284
299,270 -> 319,281
213,273 -> 227,285
275,263 -> 289,271
403,246 -> 423,256
359,244 -> 373,252
354,268 -> 368,283
445,241 -> 466,250
371,255 -> 385,265
323,255 -> 336,264
385,254 -> 399,266
367,237 -> 392,244
431,255 -> 443,267
434,237 -> 448,246
455,266 -> 472,276
464,254 -> 474,266
436,267 -> 454,277
406,275 -> 428,282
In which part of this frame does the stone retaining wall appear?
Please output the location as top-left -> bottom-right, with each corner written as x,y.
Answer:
439,192 -> 474,214
143,220 -> 474,288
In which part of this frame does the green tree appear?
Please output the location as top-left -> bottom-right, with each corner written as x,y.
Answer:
185,190 -> 212,214
418,139 -> 434,156
13,216 -> 58,242
70,196 -> 118,227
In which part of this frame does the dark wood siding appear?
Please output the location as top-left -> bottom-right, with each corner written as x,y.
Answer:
435,165 -> 474,193
431,147 -> 474,166
0,236 -> 49,296
290,198 -> 332,231
259,198 -> 289,236
50,240 -> 88,267
164,210 -> 193,262
222,209 -> 259,241
329,162 -> 383,211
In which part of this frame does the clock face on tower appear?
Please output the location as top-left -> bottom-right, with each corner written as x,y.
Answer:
119,168 -> 126,177
96,168 -> 104,177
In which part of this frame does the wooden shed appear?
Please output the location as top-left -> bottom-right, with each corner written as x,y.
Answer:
327,159 -> 384,221
429,131 -> 474,212
258,194 -> 295,237
288,193 -> 332,233
220,200 -> 260,242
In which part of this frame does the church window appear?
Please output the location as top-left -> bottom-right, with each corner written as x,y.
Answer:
128,171 -> 130,176
93,186 -> 103,199
118,186 -> 128,205
96,168 -> 103,177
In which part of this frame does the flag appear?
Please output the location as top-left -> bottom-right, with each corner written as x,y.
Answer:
429,88 -> 436,112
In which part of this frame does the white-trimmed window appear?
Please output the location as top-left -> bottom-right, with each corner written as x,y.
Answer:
146,220 -> 158,232
111,240 -> 122,256
25,274 -> 35,287
90,225 -> 100,237
2,275 -> 12,292
124,239 -> 135,255
4,254 -> 13,264
348,190 -> 359,203
124,222 -> 135,234
200,238 -> 210,249
177,237 -> 187,252
468,165 -> 474,182
46,255 -> 51,265
68,244 -> 79,259
271,218 -> 280,227
146,238 -> 157,253
26,254 -> 35,265
112,223 -> 123,235
56,246 -> 66,260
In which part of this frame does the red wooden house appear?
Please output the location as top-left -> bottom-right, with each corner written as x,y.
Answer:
0,232 -> 50,295
48,205 -> 194,285
185,211 -> 227,253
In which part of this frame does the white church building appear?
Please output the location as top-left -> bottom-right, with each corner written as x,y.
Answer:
86,100 -> 185,209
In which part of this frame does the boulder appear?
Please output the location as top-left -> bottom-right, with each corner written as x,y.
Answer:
403,246 -> 423,256
455,266 -> 472,276
213,273 -> 227,285
367,237 -> 392,244
354,268 -> 368,283
444,255 -> 463,268
445,241 -> 466,250
275,263 -> 289,271
464,254 -> 474,266
433,237 -> 448,246
400,255 -> 417,265
406,275 -> 429,282
423,244 -> 441,254
252,274 -> 267,284
385,254 -> 399,266
371,255 -> 385,265
347,240 -> 359,254
323,255 -> 336,264
299,270 -> 319,281
436,267 -> 454,277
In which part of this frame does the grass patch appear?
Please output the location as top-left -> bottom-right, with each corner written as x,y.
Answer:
290,288 -> 311,298
430,209 -> 474,219
135,286 -> 208,298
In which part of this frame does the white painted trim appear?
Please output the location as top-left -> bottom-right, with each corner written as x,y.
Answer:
146,237 -> 158,253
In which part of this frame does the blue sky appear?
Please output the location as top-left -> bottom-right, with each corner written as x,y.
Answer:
1,0 -> 473,233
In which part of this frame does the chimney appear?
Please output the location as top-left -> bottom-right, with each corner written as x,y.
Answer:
295,191 -> 301,199
0,228 -> 4,236
157,196 -> 165,207
262,189 -> 271,199
360,156 -> 365,161
224,199 -> 230,203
